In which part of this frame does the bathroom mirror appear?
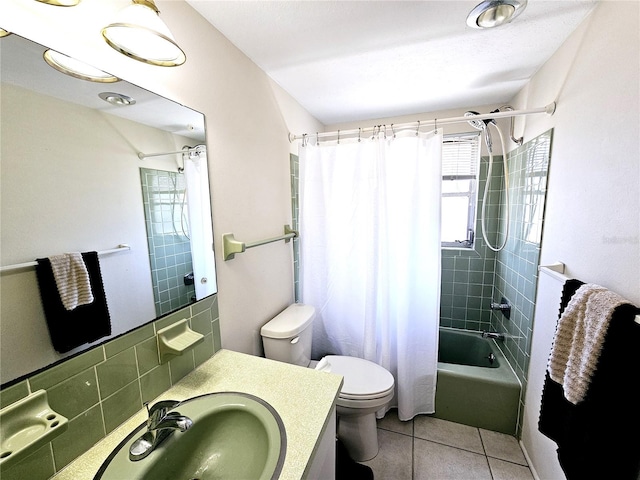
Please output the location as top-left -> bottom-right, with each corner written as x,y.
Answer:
0,33 -> 217,384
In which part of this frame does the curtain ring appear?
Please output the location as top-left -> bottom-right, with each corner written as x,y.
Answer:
434,118 -> 438,134
337,130 -> 340,144
358,128 -> 362,143
302,133 -> 307,147
383,124 -> 387,140
316,132 -> 320,146
391,123 -> 396,139
416,120 -> 420,136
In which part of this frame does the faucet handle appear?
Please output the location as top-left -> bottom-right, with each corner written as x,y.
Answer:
145,400 -> 181,428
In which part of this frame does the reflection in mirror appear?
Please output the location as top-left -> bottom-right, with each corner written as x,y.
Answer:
0,33 -> 217,384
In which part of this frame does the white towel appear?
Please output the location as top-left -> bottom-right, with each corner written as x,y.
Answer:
547,283 -> 628,404
48,253 -> 94,311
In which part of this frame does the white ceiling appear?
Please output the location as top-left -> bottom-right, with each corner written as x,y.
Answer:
186,0 -> 598,125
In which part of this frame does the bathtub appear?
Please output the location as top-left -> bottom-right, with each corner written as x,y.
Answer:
434,327 -> 521,435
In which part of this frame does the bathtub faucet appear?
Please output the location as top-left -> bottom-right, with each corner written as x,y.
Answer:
482,331 -> 505,341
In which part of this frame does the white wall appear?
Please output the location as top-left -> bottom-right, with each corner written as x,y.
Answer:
0,0 -> 322,359
511,3 -> 640,479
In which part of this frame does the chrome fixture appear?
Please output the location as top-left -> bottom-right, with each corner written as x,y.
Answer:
98,92 -> 136,106
482,331 -> 505,341
35,0 -> 81,6
464,110 -> 496,151
467,0 -> 527,29
43,49 -> 119,83
465,109 -> 511,252
485,352 -> 497,364
102,0 -> 186,67
498,105 -> 524,146
490,297 -> 511,319
129,400 -> 192,461
490,302 -> 511,311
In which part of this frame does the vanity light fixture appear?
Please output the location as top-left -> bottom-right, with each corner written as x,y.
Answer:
35,0 -> 81,6
102,0 -> 186,67
43,49 -> 120,83
98,92 -> 136,106
466,0 -> 527,29
0,29 -> 11,38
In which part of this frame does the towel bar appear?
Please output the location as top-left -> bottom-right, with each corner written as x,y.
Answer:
222,225 -> 297,261
0,244 -> 131,274
539,262 -> 640,324
538,262 -> 569,283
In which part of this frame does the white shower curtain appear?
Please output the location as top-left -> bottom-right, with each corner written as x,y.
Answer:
299,130 -> 442,420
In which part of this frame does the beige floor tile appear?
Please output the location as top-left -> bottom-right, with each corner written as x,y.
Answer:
414,416 -> 484,454
362,429 -> 412,480
479,428 -> 528,465
414,438 -> 492,480
488,457 -> 535,480
377,408 -> 414,436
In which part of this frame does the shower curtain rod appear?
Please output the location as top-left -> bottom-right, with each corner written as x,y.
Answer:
137,145 -> 206,160
288,102 -> 556,143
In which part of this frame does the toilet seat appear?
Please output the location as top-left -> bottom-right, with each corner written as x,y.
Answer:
322,355 -> 395,401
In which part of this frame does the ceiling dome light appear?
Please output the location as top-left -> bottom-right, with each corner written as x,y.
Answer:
35,0 -> 81,6
98,92 -> 136,106
0,29 -> 11,38
467,0 -> 527,29
102,0 -> 186,67
43,49 -> 120,83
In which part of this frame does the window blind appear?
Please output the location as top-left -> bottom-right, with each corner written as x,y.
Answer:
442,133 -> 480,180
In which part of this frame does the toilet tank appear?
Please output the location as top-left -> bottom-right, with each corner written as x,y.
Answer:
260,304 -> 315,367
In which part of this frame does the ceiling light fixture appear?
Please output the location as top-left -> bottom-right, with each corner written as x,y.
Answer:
466,0 -> 527,29
43,49 -> 120,83
98,92 -> 136,106
0,29 -> 11,38
102,0 -> 186,67
34,0 -> 81,6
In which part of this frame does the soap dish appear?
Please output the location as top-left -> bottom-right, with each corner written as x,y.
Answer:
157,319 -> 204,363
0,390 -> 68,470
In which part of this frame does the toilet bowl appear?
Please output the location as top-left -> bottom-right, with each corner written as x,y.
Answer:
261,304 -> 395,461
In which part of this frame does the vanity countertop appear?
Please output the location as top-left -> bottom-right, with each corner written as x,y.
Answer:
51,349 -> 343,480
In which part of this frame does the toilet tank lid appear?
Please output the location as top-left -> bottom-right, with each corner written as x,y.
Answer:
260,303 -> 316,339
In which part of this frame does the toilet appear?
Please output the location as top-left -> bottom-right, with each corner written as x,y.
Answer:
260,303 -> 394,461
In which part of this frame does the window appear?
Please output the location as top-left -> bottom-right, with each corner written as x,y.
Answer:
441,133 -> 481,248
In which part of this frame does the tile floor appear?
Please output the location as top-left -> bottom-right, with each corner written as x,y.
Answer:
360,410 -> 535,480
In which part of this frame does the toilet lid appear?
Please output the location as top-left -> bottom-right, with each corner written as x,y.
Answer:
322,355 -> 394,399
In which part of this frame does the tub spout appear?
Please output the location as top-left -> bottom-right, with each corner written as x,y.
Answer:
482,331 -> 505,341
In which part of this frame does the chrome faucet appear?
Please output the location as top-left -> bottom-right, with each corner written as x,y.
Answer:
482,331 -> 505,341
129,400 -> 193,461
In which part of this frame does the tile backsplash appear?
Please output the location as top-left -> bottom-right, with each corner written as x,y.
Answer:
0,294 -> 220,480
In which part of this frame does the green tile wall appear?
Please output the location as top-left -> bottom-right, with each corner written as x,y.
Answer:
491,130 -> 553,434
140,168 -> 196,316
0,294 -> 220,479
439,154 -> 504,330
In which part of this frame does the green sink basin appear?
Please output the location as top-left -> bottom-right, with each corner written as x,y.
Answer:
95,392 -> 286,480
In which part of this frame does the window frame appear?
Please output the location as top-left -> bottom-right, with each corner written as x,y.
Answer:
441,132 -> 481,249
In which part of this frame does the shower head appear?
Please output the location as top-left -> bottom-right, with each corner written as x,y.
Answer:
464,111 -> 495,130
464,111 -> 495,151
